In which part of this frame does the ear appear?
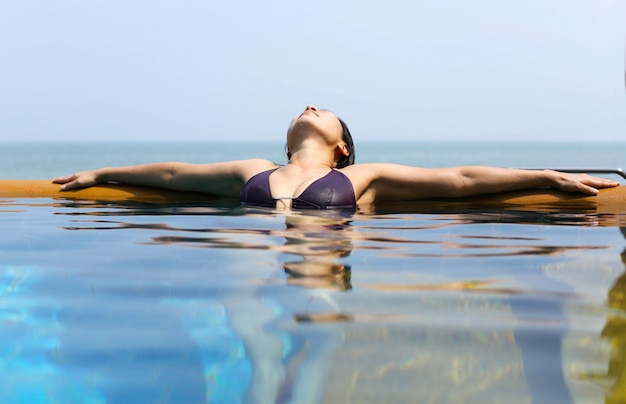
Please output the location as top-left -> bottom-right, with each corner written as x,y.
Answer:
336,143 -> 349,157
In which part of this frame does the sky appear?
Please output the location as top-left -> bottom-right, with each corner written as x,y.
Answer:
1,0 -> 625,143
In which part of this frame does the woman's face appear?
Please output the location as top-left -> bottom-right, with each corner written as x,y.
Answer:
287,105 -> 343,145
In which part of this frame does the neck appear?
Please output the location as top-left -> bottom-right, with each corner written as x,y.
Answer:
288,140 -> 335,169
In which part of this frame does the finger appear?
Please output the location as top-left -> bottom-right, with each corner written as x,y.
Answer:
565,179 -> 599,195
60,180 -> 84,191
580,184 -> 599,196
52,174 -> 77,184
584,178 -> 620,188
59,182 -> 73,191
561,181 -> 595,195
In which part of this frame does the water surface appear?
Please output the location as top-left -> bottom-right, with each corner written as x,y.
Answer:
2,196 -> 626,403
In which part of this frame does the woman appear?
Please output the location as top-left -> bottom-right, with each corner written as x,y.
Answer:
53,105 -> 620,210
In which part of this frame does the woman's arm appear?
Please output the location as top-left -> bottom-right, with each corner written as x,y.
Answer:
53,158 -> 277,198
342,164 -> 620,203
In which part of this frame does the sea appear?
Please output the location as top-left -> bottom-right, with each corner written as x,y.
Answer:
1,141 -> 626,403
2,141 -> 626,179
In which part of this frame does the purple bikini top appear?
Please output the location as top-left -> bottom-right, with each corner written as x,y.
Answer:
240,168 -> 357,210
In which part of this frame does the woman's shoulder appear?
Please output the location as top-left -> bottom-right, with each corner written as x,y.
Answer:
339,163 -> 389,179
191,158 -> 278,182
235,158 -> 277,167
233,158 -> 279,180
338,163 -> 384,200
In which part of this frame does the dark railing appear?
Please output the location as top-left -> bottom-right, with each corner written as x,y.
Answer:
522,168 -> 626,180
553,168 -> 626,180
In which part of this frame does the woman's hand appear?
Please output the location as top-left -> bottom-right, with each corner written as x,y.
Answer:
547,170 -> 620,195
52,170 -> 101,191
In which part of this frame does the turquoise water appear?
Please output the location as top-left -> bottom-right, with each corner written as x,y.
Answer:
2,142 -> 626,403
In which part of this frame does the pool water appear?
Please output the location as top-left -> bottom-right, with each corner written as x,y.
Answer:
1,197 -> 626,403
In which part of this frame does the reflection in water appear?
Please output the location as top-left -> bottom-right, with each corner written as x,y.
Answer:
281,214 -> 354,292
601,227 -> 626,403
3,200 -> 626,402
223,212 -> 357,403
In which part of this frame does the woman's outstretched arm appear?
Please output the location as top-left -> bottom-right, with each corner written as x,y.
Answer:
342,164 -> 621,203
53,159 -> 277,198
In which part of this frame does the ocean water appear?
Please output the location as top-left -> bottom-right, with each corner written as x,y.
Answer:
2,141 -> 626,179
1,141 -> 626,403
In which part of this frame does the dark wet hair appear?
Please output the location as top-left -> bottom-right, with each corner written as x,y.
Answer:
336,118 -> 355,168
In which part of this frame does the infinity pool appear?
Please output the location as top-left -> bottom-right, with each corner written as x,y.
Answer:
1,197 -> 625,403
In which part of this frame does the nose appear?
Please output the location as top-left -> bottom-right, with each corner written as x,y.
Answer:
305,105 -> 318,112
